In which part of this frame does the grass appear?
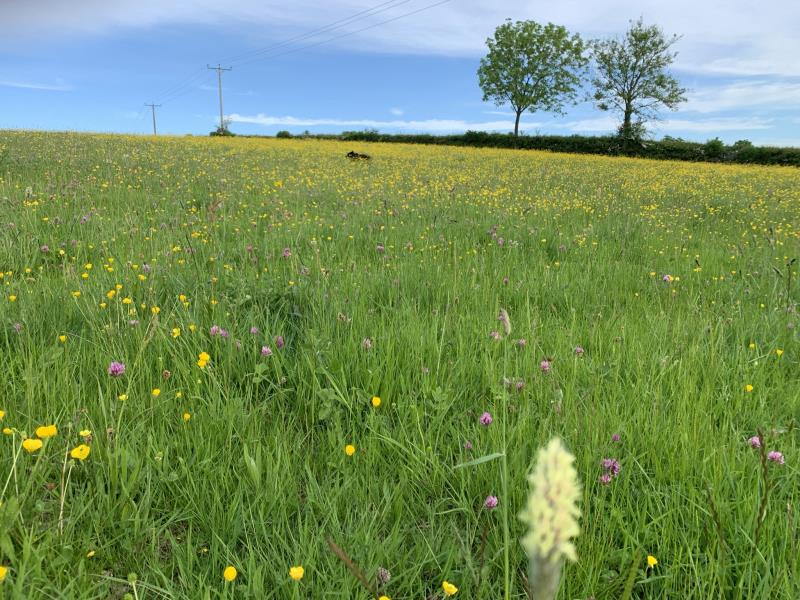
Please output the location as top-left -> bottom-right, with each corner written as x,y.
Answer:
0,130 -> 798,599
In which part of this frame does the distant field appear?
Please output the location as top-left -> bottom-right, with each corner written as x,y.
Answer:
0,131 -> 798,599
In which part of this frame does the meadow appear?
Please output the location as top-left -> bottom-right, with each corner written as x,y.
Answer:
0,130 -> 798,599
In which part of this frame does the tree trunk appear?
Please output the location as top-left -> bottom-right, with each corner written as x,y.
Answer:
514,110 -> 523,137
621,104 -> 633,152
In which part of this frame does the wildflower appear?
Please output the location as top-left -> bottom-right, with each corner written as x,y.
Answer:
118,394 -> 128,401
598,473 -> 613,485
345,444 -> 356,456
611,434 -> 621,442
662,274 -> 673,283
647,555 -> 658,568
79,429 -> 91,437
479,411 -> 492,426
13,323 -> 22,333
2,428 -> 12,435
361,337 -> 372,350
489,330 -> 500,340
748,436 -> 761,449
171,328 -> 181,338
59,335 -> 67,343
376,567 -> 391,585
371,396 -> 381,408
600,458 -> 621,477
282,247 -> 292,258
275,335 -> 285,349
151,306 -> 160,315
223,566 -> 237,582
210,325 -> 221,336
108,361 -> 126,377
540,360 -> 551,373
197,351 -> 210,369
767,451 -> 785,465
261,345 -> 272,356
182,412 -> 191,422
86,550 -> 96,558
250,326 -> 259,335
776,349 -> 784,357
520,438 -> 581,600
22,438 -> 43,453
744,384 -> 753,392
289,565 -> 304,581
484,495 -> 498,510
379,596 -> 390,600
8,295 -> 16,302
36,425 -> 57,439
574,346 -> 585,356
0,410 -> 4,421
498,308 -> 511,336
463,440 -> 473,451
442,581 -> 458,596
70,444 -> 90,461
151,388 -> 161,397
0,565 -> 6,582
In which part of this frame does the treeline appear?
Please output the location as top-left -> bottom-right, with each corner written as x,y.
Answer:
270,130 -> 800,167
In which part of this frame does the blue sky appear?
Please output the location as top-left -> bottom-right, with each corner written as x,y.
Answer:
2,0 -> 799,145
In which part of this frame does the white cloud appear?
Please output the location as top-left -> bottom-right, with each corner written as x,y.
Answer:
227,112 -> 545,133
4,0 -> 799,77
0,78 -> 73,91
389,107 -> 404,116
684,80 -> 800,113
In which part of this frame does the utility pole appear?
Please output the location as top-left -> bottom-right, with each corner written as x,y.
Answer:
207,64 -> 232,132
144,102 -> 161,135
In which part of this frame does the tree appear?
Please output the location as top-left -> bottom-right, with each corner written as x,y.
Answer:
592,18 -> 687,146
478,20 -> 587,137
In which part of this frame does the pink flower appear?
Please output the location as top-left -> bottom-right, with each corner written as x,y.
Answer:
261,346 -> 272,356
540,360 -> 551,373
484,495 -> 498,510
598,473 -> 613,485
489,330 -> 500,340
274,335 -> 285,349
611,434 -> 621,442
601,458 -> 621,476
210,325 -> 221,336
376,243 -> 385,253
108,361 -> 126,377
748,436 -> 762,449
463,440 -> 473,451
250,326 -> 259,335
361,337 -> 372,350
479,412 -> 493,426
767,451 -> 785,465
282,247 -> 291,258
574,346 -> 585,356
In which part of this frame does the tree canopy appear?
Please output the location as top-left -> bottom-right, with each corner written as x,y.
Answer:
478,20 -> 588,136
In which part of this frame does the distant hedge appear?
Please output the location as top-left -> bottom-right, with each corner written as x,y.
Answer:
259,130 -> 800,167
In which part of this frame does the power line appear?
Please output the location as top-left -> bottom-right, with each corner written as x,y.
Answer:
230,0 -> 453,68
207,64 -> 232,131
144,102 -> 161,135
221,0 -> 415,66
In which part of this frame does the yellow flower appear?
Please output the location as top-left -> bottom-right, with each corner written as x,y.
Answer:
199,352 -> 210,362
86,550 -> 96,558
189,324 -> 197,332
151,306 -> 160,315
151,388 -> 161,397
197,359 -> 208,369
371,396 -> 381,408
379,597 -> 390,600
442,581 -> 458,596
776,349 -> 784,357
71,291 -> 81,298
106,290 -> 116,299
35,424 -> 57,438
2,428 -> 12,435
175,391 -> 183,398
647,554 -> 658,568
345,444 -> 355,456
0,565 -> 6,582
289,565 -> 304,581
70,444 -> 91,461
744,384 -> 753,393
79,429 -> 92,437
171,328 -> 181,338
223,566 -> 237,582
59,335 -> 67,343
182,412 -> 191,422
8,295 -> 16,302
22,438 -> 43,453
118,394 -> 128,401
0,410 -> 4,421
122,297 -> 132,305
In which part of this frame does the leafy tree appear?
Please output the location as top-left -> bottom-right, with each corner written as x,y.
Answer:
478,20 -> 587,136
592,18 -> 687,146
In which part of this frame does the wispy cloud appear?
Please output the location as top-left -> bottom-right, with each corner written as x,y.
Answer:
389,107 -> 404,116
227,112 -> 544,133
684,80 -> 800,113
0,79 -> 73,91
